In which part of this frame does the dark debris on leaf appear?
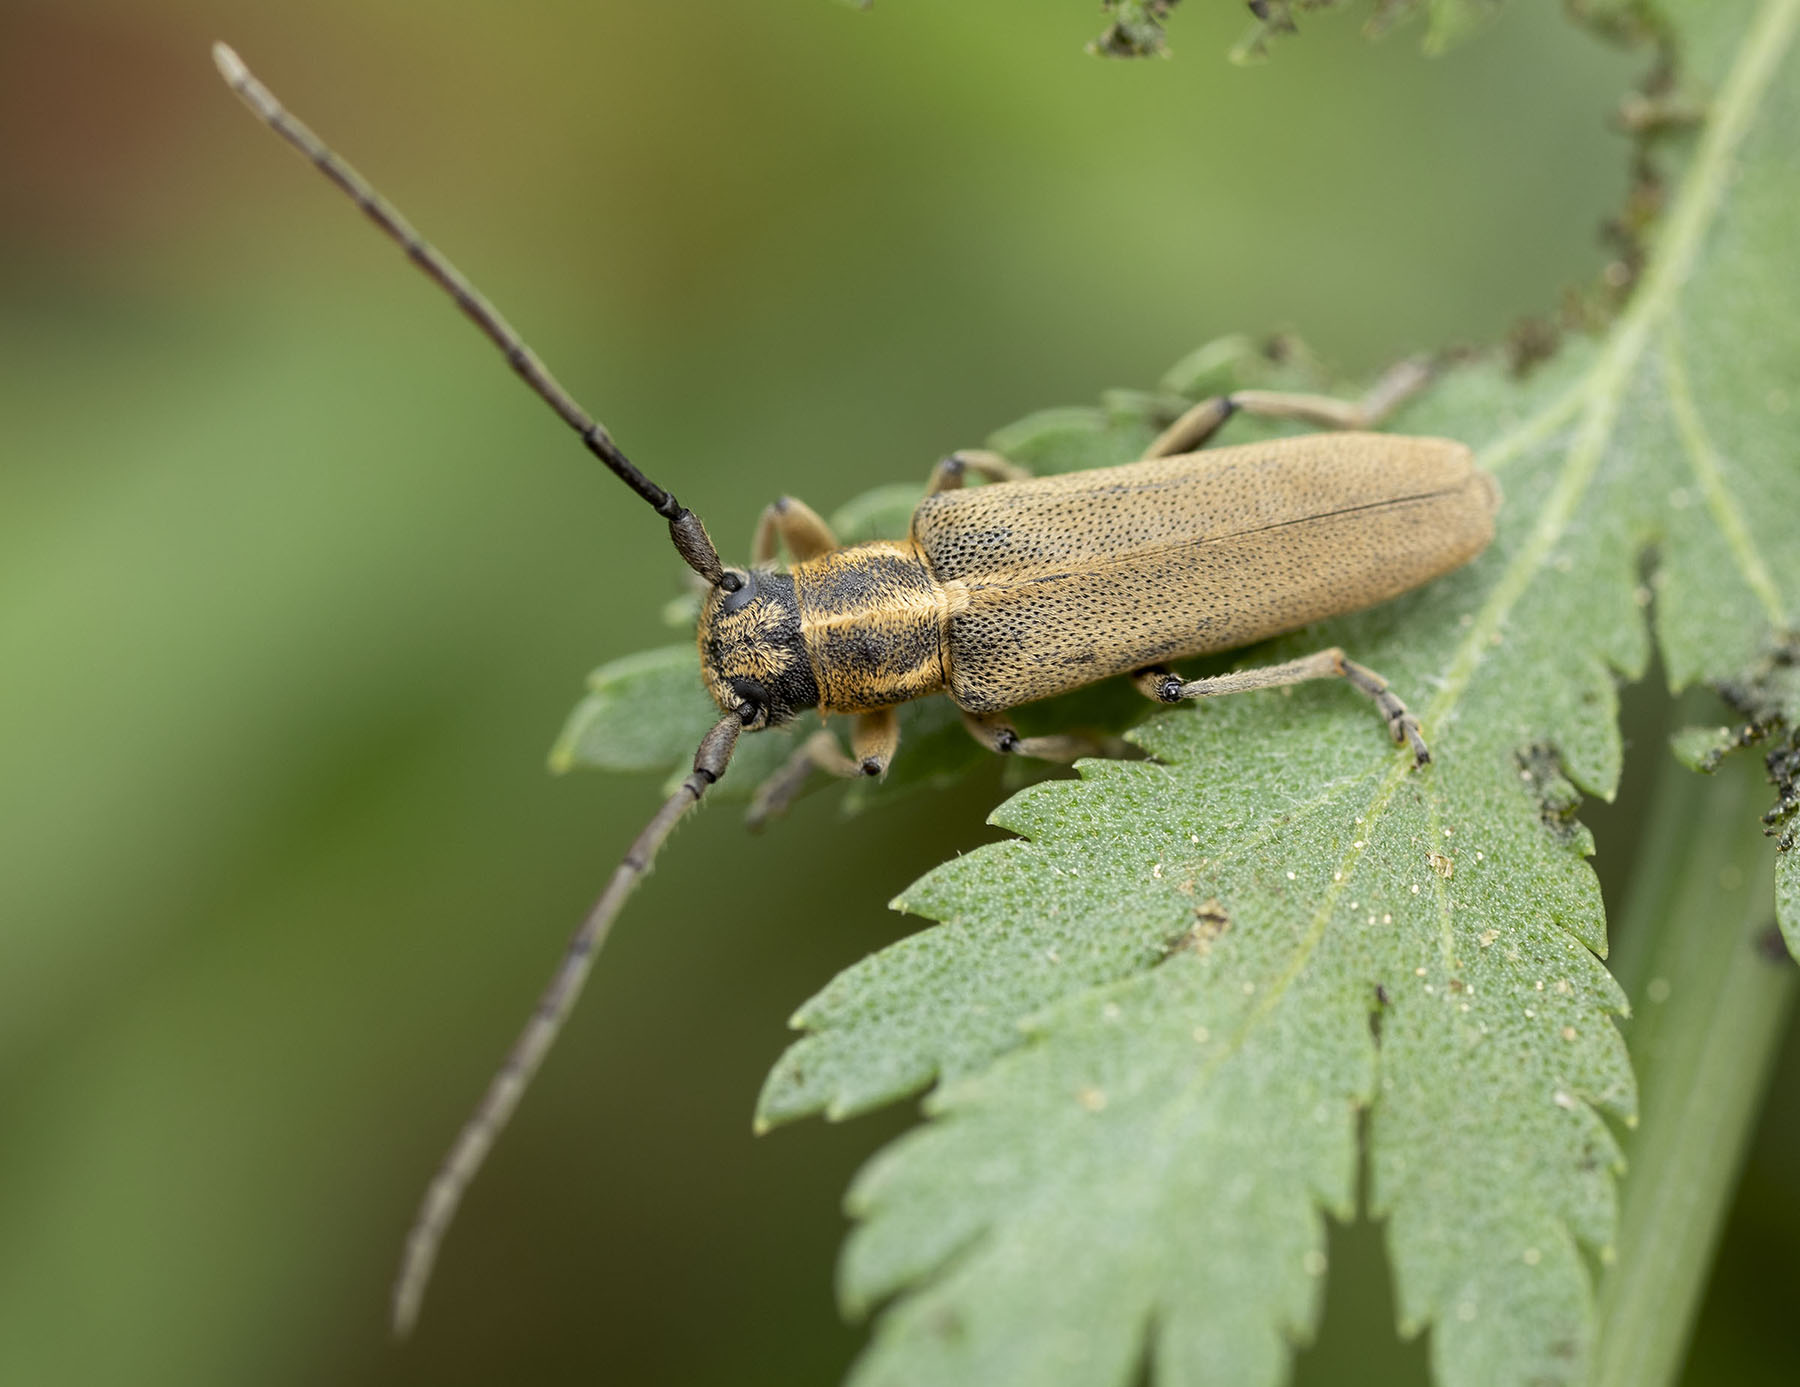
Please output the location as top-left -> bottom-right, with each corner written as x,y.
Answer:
1713,636 -> 1800,852
1516,743 -> 1585,843
1089,1 -> 1182,58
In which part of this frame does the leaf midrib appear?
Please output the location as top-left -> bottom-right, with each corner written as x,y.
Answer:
1196,0 -> 1798,1108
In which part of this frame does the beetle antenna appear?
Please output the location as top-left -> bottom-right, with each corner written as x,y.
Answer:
391,710 -> 745,1336
211,42 -> 732,589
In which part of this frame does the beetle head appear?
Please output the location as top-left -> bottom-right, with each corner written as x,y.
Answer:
696,568 -> 819,729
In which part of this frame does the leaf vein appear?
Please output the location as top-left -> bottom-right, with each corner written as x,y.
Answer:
1427,0 -> 1798,743
1659,320 -> 1787,627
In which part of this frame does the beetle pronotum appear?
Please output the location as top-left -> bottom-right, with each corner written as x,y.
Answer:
213,43 -> 1500,1335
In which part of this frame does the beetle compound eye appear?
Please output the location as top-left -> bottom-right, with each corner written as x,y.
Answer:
720,570 -> 759,613
729,677 -> 770,716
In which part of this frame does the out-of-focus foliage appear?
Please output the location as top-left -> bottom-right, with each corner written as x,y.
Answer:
1087,0 -> 1511,60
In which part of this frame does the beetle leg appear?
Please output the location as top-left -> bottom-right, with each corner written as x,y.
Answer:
1143,398 -> 1234,458
926,449 -> 1033,495
747,732 -> 857,829
751,496 -> 839,564
959,709 -> 1113,763
850,707 -> 900,776
1132,650 -> 1430,767
746,709 -> 899,828
1143,357 -> 1434,459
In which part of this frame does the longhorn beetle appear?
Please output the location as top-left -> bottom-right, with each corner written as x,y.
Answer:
213,43 -> 1501,1336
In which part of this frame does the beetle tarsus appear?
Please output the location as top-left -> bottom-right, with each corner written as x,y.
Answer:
926,449 -> 1033,495
960,710 -> 1111,763
745,715 -> 896,828
1133,665 -> 1186,704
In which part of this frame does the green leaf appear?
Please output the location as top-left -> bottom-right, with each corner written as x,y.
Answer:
549,643 -> 803,801
738,5 -> 1800,1385
1781,850 -> 1799,953
550,645 -> 722,775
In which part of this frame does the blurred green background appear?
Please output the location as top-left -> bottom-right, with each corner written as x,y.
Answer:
1,1 -> 1793,1383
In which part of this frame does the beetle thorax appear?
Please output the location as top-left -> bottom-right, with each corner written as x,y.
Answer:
787,541 -> 950,714
697,568 -> 819,727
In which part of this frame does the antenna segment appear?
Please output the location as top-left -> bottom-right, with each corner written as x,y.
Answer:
211,42 -> 729,586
